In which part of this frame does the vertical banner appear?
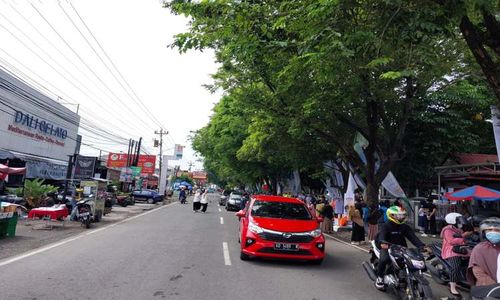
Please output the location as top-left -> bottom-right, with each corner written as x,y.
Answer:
343,172 -> 357,212
382,171 -> 407,198
491,105 -> 500,163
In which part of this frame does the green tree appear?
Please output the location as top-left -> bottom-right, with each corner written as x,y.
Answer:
167,0 -> 492,204
23,179 -> 58,208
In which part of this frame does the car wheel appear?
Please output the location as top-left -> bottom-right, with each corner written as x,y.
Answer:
147,198 -> 154,204
240,251 -> 250,261
310,259 -> 323,265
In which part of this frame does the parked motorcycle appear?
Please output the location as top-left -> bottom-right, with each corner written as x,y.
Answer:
470,284 -> 500,299
362,241 -> 433,299
75,197 -> 96,229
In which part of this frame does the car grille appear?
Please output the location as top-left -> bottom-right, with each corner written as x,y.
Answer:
258,232 -> 314,243
257,248 -> 312,256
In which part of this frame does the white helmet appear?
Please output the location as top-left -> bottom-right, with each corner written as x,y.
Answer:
445,212 -> 463,225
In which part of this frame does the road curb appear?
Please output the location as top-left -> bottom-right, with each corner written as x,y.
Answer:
323,233 -> 370,253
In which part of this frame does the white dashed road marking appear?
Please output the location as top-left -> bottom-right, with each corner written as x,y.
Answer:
222,242 -> 232,266
220,217 -> 224,225
218,208 -> 221,212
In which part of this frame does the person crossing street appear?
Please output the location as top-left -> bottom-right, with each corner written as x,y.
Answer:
200,189 -> 208,213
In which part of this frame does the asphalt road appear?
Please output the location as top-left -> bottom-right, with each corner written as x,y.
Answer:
0,197 -> 451,300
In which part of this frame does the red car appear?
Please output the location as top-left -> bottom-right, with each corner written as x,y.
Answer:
236,195 -> 325,264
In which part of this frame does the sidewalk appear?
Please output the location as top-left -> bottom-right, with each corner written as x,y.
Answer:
0,202 -> 166,261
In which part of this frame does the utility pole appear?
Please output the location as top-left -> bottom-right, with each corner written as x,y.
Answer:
154,129 -> 168,189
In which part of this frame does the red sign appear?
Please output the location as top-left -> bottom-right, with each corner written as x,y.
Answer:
107,153 -> 156,174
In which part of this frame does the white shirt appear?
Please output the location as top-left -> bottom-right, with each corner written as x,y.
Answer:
200,193 -> 208,204
193,193 -> 201,203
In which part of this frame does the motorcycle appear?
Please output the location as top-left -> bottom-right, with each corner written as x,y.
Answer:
75,197 -> 96,229
426,235 -> 479,291
362,240 -> 433,300
470,284 -> 500,299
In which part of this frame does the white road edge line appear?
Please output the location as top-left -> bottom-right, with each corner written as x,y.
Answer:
323,233 -> 432,278
220,217 -> 224,225
0,202 -> 177,267
222,242 -> 232,266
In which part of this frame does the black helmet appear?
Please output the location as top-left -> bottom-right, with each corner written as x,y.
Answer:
456,216 -> 469,227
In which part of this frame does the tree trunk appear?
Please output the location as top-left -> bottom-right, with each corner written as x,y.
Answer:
364,180 -> 380,208
460,16 -> 500,102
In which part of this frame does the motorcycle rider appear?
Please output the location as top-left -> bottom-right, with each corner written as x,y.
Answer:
441,212 -> 473,297
375,205 -> 426,290
467,217 -> 500,286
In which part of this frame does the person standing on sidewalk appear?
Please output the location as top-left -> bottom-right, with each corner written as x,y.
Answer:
193,189 -> 201,212
321,200 -> 334,234
349,203 -> 365,245
425,197 -> 437,237
367,204 -> 381,242
200,189 -> 208,213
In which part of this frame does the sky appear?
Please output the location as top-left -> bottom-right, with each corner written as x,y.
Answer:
0,0 -> 220,171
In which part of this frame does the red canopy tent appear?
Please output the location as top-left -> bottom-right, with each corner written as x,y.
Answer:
0,163 -> 26,180
444,185 -> 500,202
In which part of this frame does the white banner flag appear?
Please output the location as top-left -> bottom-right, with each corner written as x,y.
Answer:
491,105 -> 500,163
343,172 -> 357,212
382,171 -> 407,198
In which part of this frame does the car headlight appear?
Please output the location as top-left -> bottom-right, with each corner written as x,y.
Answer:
228,200 -> 235,204
309,229 -> 322,238
410,259 -> 425,269
248,222 -> 264,234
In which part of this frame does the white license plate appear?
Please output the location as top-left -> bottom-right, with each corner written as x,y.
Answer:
79,212 -> 89,217
274,243 -> 299,251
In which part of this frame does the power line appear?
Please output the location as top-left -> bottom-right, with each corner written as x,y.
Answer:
29,2 -> 158,132
61,1 -> 166,130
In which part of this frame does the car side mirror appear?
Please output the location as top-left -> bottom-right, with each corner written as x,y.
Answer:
235,210 -> 245,218
317,217 -> 323,223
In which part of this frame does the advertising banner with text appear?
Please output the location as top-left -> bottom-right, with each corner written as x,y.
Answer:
107,153 -> 156,174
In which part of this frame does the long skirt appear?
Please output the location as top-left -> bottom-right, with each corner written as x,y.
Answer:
446,256 -> 467,282
351,222 -> 365,242
193,201 -> 201,211
322,218 -> 333,233
201,203 -> 208,212
368,223 -> 378,241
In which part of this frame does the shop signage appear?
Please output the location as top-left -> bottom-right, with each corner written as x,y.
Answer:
25,159 -> 67,180
73,155 -> 96,180
14,110 -> 68,140
107,153 -> 156,174
174,144 -> 184,159
119,167 -> 142,183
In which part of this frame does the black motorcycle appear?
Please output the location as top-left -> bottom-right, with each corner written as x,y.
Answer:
470,284 -> 500,299
363,241 -> 433,299
426,233 -> 479,290
75,199 -> 94,229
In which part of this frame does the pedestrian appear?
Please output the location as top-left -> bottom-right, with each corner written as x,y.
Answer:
349,203 -> 365,245
418,200 -> 428,235
179,187 -> 187,204
316,198 -> 325,217
321,200 -> 334,234
425,197 -> 437,237
193,189 -> 201,212
367,204 -> 381,242
200,189 -> 208,213
362,202 -> 369,236
467,217 -> 500,286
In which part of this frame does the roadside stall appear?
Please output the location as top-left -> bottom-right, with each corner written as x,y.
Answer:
444,185 -> 500,218
80,179 -> 106,222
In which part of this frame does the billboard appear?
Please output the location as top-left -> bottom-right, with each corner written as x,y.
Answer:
174,144 -> 184,159
73,155 -> 96,180
0,69 -> 80,161
107,153 -> 156,174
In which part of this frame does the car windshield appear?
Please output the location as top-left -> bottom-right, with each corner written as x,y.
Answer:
251,200 -> 312,220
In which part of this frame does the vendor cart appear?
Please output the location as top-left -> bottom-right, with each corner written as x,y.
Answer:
80,178 -> 107,222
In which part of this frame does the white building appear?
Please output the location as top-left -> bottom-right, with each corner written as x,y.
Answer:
0,68 -> 80,181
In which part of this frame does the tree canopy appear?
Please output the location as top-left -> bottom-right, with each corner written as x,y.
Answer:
167,0 -> 497,203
